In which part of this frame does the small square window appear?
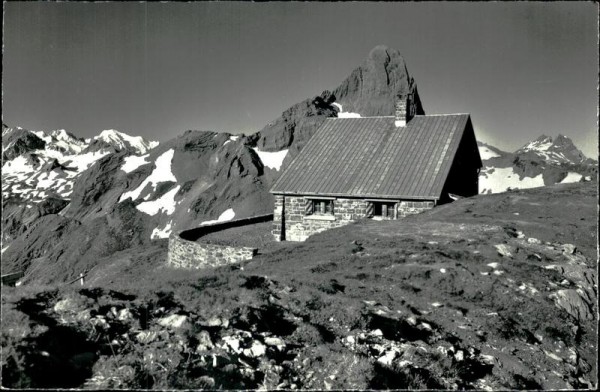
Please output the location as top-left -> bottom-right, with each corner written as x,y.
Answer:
306,199 -> 334,215
371,202 -> 395,218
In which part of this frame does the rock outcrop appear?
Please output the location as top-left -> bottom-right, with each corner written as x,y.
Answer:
255,45 -> 425,168
2,126 -> 46,161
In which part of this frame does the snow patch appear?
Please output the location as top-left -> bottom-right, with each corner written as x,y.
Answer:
479,167 -> 545,194
560,172 -> 582,184
200,208 -> 236,226
121,154 -> 150,173
478,146 -> 500,160
36,171 -> 60,188
119,149 -> 177,202
224,135 -> 240,146
136,185 -> 180,216
338,112 -> 362,118
332,102 -> 362,118
151,221 -> 173,239
63,151 -> 110,173
252,148 -> 288,170
2,156 -> 35,174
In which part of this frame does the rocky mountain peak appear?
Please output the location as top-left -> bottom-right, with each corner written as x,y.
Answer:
85,129 -> 158,155
1,126 -> 47,161
256,45 -> 425,161
551,134 -> 575,148
51,129 -> 79,142
332,45 -> 424,118
534,134 -> 552,142
517,134 -> 588,164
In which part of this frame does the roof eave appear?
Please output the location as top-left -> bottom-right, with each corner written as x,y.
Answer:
269,190 -> 439,201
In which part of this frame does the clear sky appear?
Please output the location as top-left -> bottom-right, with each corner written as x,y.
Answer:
3,2 -> 598,157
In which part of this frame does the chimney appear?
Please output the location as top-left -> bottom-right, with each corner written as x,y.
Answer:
394,93 -> 413,127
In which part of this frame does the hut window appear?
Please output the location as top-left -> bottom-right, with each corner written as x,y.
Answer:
306,199 -> 334,215
372,202 -> 395,218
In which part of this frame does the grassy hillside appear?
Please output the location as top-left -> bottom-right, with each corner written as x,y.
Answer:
2,181 -> 597,389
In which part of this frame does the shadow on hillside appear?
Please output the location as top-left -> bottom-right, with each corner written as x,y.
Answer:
4,293 -> 98,388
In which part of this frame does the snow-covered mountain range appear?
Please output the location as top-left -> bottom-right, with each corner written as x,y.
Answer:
3,123 -> 594,241
2,127 -> 157,203
478,135 -> 596,194
1,124 -> 284,238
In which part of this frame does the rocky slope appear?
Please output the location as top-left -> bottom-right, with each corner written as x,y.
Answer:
1,181 -> 596,389
478,136 -> 597,194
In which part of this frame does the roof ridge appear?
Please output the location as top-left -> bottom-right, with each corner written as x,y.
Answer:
416,113 -> 470,116
326,116 -> 394,120
326,113 -> 470,120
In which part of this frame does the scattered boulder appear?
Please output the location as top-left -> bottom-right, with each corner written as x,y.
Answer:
136,331 -> 159,344
195,330 -> 214,352
53,297 -> 79,314
549,289 -> 594,321
454,350 -> 465,361
157,314 -> 188,329
264,336 -> 286,351
222,335 -> 243,354
201,316 -> 230,328
377,350 -> 397,366
494,244 -> 515,258
117,308 -> 133,322
561,244 -> 577,255
243,340 -> 267,358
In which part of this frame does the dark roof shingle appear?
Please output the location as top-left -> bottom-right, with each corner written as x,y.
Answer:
271,114 -> 472,200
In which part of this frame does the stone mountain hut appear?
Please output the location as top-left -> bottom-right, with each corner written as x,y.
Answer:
270,94 -> 483,242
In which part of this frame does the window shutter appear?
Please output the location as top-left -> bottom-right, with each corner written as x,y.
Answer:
366,202 -> 374,217
305,199 -> 313,215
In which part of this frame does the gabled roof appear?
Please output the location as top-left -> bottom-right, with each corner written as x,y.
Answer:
270,114 -> 475,200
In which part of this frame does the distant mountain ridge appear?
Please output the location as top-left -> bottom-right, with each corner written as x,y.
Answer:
478,135 -> 596,194
516,134 -> 591,165
87,129 -> 159,155
2,125 -> 158,204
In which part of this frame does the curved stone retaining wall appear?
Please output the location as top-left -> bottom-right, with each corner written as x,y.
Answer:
168,214 -> 273,269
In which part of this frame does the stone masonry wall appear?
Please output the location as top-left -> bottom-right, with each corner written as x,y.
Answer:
273,196 -> 369,242
168,235 -> 257,269
273,195 -> 435,242
397,200 -> 435,217
168,214 -> 272,269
